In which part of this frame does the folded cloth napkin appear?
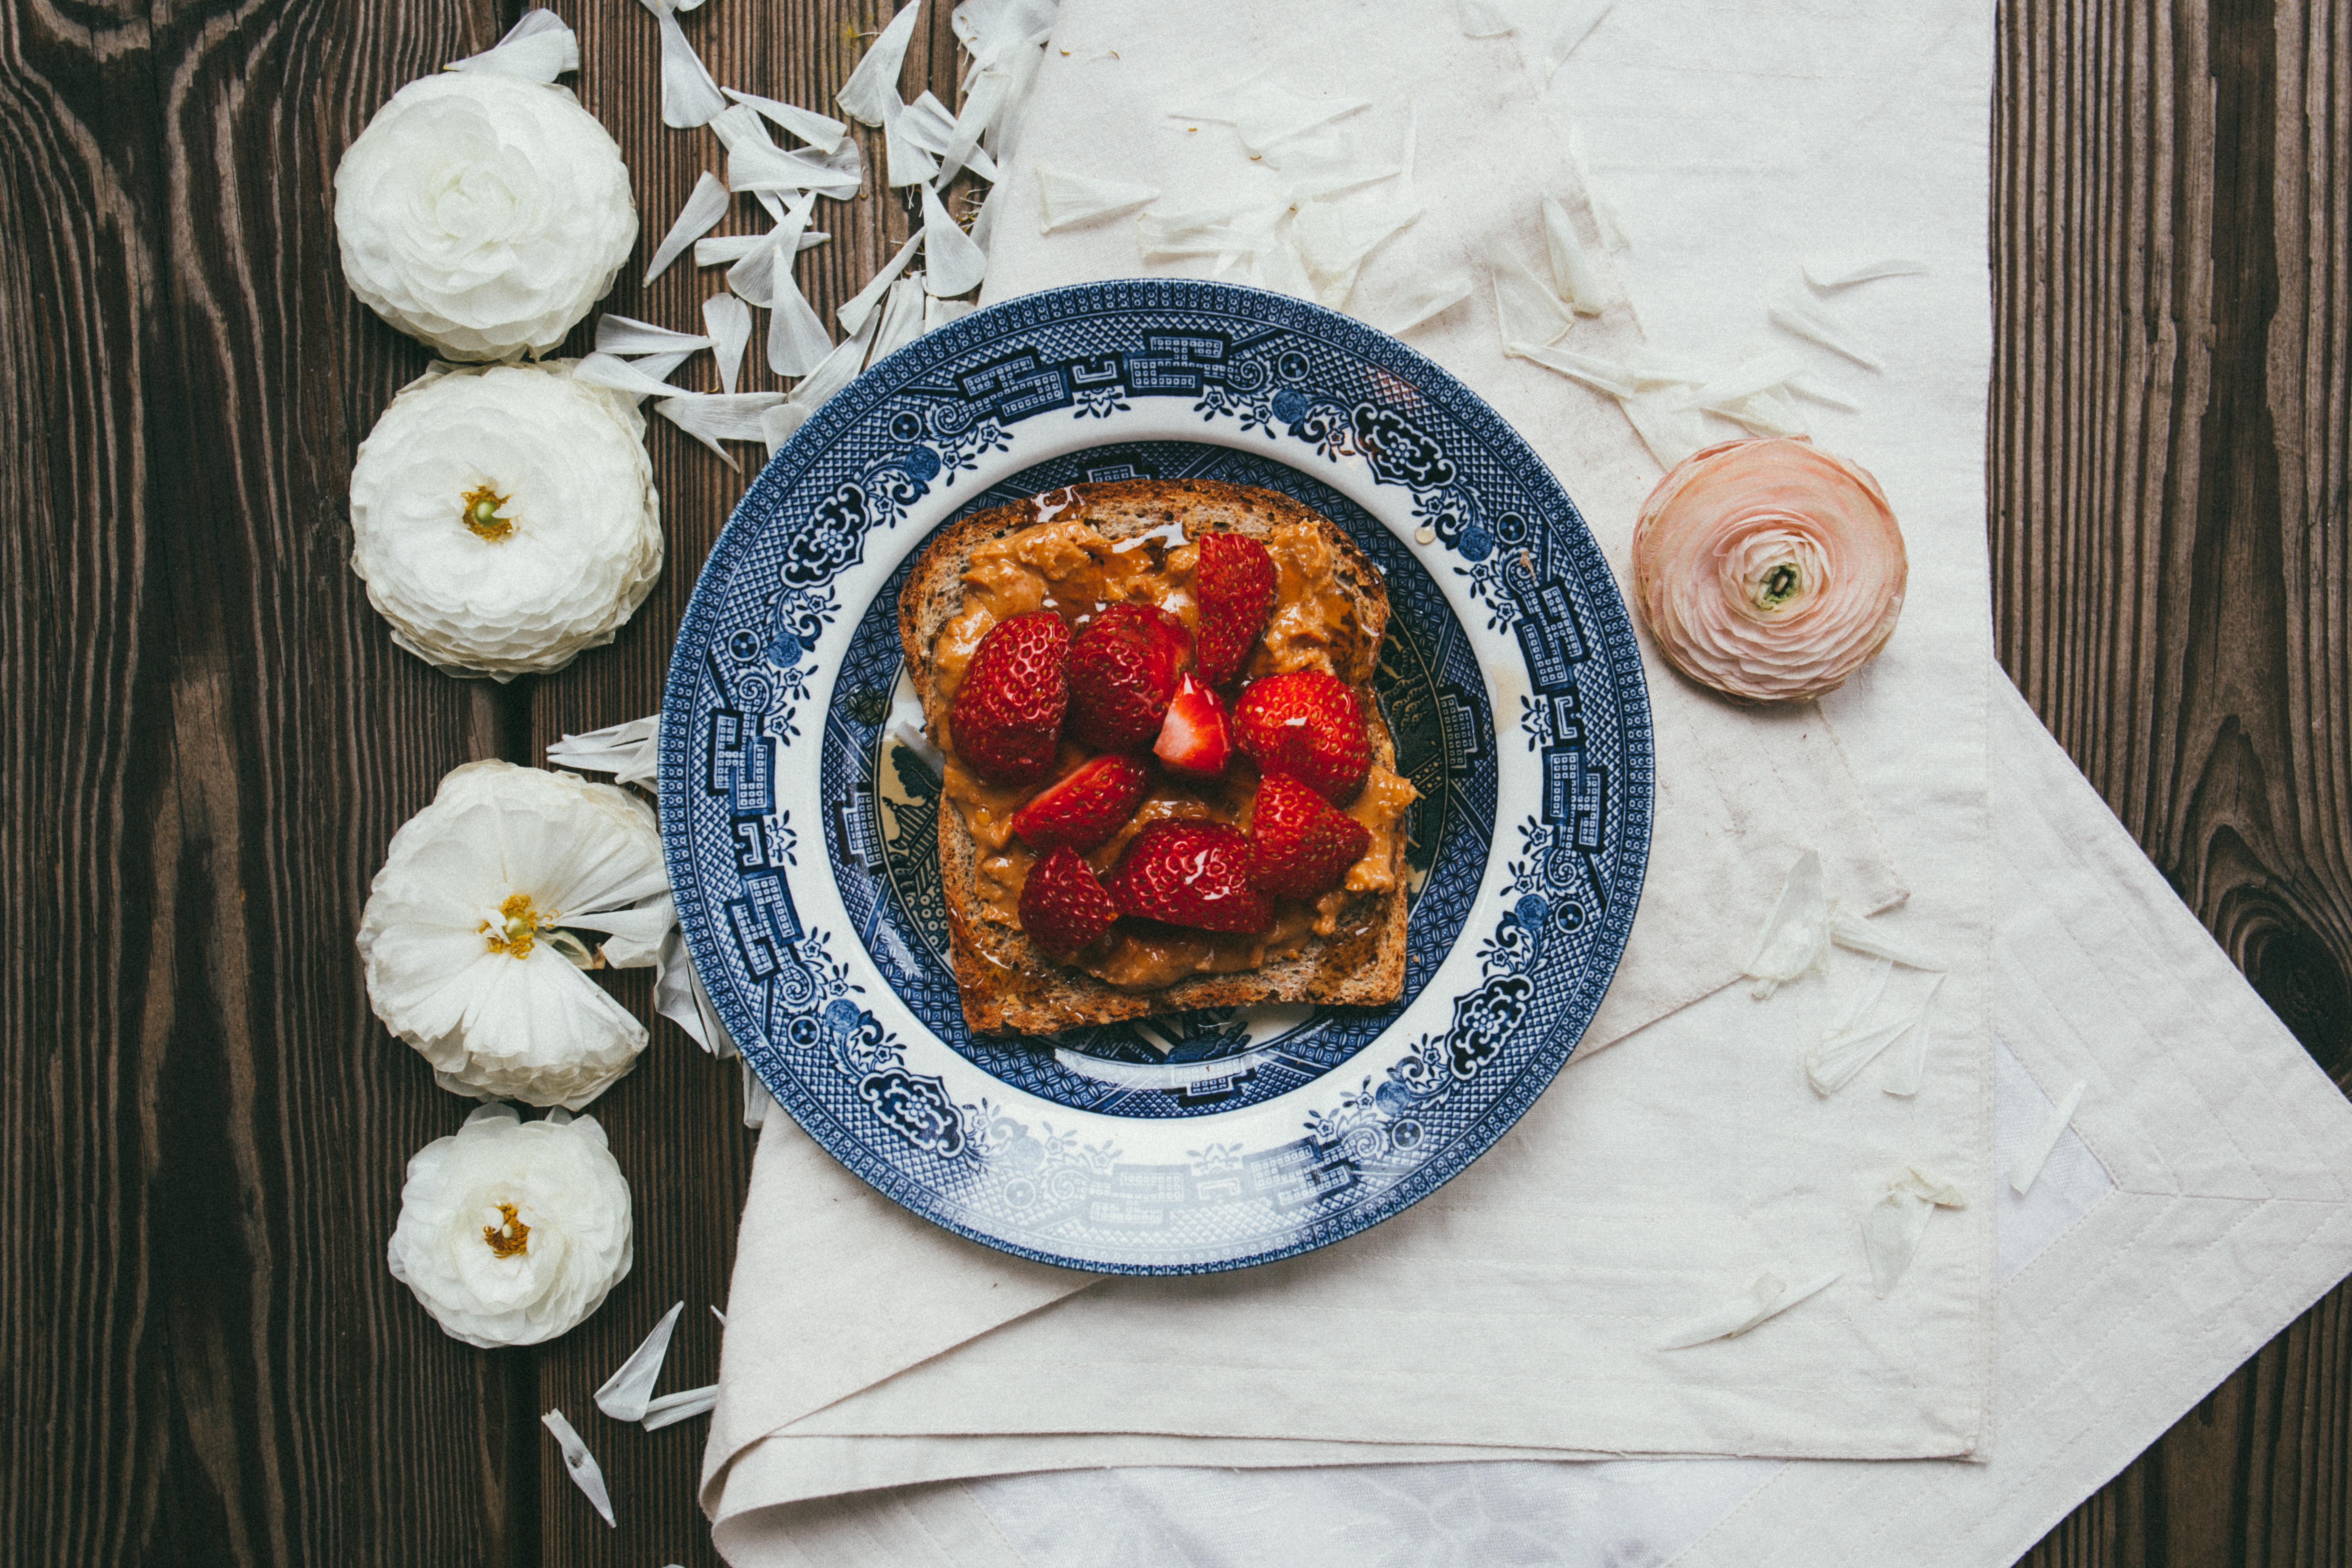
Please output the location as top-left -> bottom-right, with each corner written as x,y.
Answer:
701,0 -> 2004,1531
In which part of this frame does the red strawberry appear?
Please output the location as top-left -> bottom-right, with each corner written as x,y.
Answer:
949,611 -> 1069,786
1106,820 -> 1273,933
1153,672 -> 1234,780
1019,846 -> 1121,958
1011,753 -> 1152,853
1247,775 -> 1371,900
1193,531 -> 1277,689
1232,670 -> 1372,805
1066,604 -> 1190,750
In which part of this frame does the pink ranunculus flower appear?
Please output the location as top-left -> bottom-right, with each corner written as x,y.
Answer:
1630,437 -> 1908,703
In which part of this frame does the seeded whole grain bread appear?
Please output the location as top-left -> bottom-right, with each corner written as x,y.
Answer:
898,478 -> 1411,1036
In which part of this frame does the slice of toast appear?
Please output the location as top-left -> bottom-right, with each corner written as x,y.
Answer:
898,478 -> 1411,1036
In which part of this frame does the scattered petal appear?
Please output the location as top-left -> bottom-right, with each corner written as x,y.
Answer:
1513,341 -> 1642,397
1786,369 -> 1863,412
594,1301 -> 685,1421
642,1384 -> 720,1430
1368,270 -> 1472,336
637,0 -> 726,128
836,0 -> 925,127
742,1059 -> 776,1127
881,92 -> 942,187
711,1304 -> 727,1325
655,925 -> 738,1054
1036,167 -> 1160,233
721,87 -> 849,152
1830,906 -> 1943,970
1804,255 -> 1929,290
1537,0 -> 1613,83
1659,1269 -> 1838,1349
595,314 -> 714,357
1878,970 -> 1940,1096
901,90 -> 1002,179
574,351 -> 693,401
925,295 -> 975,332
1489,241 -> 1575,350
1824,954 -> 1893,1039
869,274 -> 931,359
1457,0 -> 1513,36
1614,388 -> 1710,468
769,269 -> 836,376
702,293 -> 751,393
2009,1078 -> 2087,1195
546,714 -> 660,787
1862,1167 -> 1967,1296
1675,349 -> 1809,412
1768,283 -> 1885,370
1294,200 -> 1421,307
1563,123 -> 1630,250
921,183 -> 988,296
641,171 -> 731,286
728,142 -> 865,199
621,348 -> 693,385
1709,386 -> 1810,439
1809,976 -> 1942,1095
1743,849 -> 1831,998
447,9 -> 579,82
838,231 -> 923,333
1539,195 -> 1604,315
655,390 -> 787,466
762,402 -> 806,455
542,1409 -> 617,1526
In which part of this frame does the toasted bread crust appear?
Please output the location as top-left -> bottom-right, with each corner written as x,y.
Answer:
899,479 -> 1409,1035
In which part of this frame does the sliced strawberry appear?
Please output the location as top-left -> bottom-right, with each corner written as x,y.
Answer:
1010,753 -> 1152,853
1247,775 -> 1372,900
949,611 -> 1069,786
1194,531 -> 1277,689
1106,820 -> 1273,933
1232,670 -> 1372,805
1153,672 -> 1234,781
1066,604 -> 1190,750
1018,846 -> 1121,958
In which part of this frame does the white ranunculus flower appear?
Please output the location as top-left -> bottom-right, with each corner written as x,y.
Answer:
334,70 -> 637,360
358,761 -> 675,1109
350,361 -> 661,680
388,1102 -> 633,1348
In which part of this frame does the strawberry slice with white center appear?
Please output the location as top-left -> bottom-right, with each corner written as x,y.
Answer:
1153,672 -> 1234,780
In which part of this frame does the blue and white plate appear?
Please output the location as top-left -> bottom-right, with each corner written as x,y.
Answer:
660,280 -> 1653,1274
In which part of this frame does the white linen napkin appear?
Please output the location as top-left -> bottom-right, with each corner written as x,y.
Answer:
701,0 -> 2003,1530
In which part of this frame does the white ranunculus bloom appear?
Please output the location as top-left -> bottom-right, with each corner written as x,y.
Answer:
334,70 -> 637,360
359,761 -> 674,1109
350,361 -> 661,680
388,1103 -> 633,1348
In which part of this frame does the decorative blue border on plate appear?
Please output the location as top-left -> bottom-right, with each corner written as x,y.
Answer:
659,279 -> 1653,1274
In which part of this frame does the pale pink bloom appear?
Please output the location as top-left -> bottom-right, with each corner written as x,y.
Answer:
1631,437 -> 1907,703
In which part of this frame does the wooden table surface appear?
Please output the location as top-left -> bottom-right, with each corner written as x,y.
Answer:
4,0 -> 2344,1561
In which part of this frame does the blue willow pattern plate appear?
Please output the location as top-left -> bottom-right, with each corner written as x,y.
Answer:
660,280 -> 1653,1274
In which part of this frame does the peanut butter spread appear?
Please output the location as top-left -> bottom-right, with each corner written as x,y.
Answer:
932,501 -> 1417,993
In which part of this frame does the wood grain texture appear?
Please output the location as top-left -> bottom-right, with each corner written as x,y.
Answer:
1995,0 -> 2352,1562
2,0 -> 2345,1559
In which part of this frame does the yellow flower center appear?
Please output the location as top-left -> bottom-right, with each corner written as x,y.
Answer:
482,891 -> 555,958
482,1200 -> 531,1259
460,482 -> 515,543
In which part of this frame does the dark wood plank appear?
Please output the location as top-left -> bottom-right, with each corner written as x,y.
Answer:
1995,0 -> 2352,1562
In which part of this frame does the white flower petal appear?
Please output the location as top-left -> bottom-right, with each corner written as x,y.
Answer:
1035,167 -> 1158,234
1862,1166 -> 1967,1296
840,232 -> 924,333
1808,976 -> 1942,1096
656,391 -> 788,465
1539,194 -> 1604,315
786,303 -> 883,421
1512,341 -> 1641,398
835,0 -> 925,127
881,92 -> 941,188
655,926 -> 739,1055
333,75 -> 637,360
1366,269 -> 1472,336
869,274 -> 930,359
1742,848 -> 1830,997
1489,240 -> 1574,351
1659,1269 -> 1838,1349
1536,0 -> 1612,84
1768,281 -> 1886,370
595,314 -> 713,356
595,1301 -> 684,1421
924,295 -> 974,332
769,269 -> 837,376
693,294 -> 747,394
2009,1079 -> 2087,1195
574,351 -> 690,401
1804,255 -> 1929,290
1614,388 -> 1710,469
542,1410 -> 618,1526
641,171 -> 730,285
347,364 -> 660,679
446,9 -> 579,82
1830,906 -> 1944,970
721,87 -> 849,151
641,1384 -> 719,1430
546,713 -> 661,785
1457,0 -> 1513,36
637,0 -> 727,127
921,183 -> 987,296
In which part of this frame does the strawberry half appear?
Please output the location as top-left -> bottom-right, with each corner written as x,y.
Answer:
1018,846 -> 1121,958
1247,774 -> 1371,900
1233,669 -> 1373,805
1106,820 -> 1273,933
1066,604 -> 1191,750
949,610 -> 1071,786
1193,531 -> 1277,689
1010,753 -> 1152,853
1153,672 -> 1234,780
